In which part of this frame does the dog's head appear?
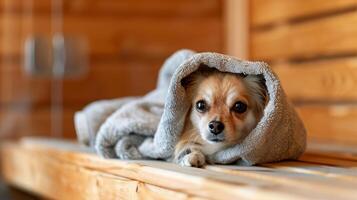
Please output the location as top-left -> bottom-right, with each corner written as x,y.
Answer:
182,65 -> 267,145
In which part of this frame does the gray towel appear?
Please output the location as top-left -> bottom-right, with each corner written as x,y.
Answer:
74,49 -> 306,165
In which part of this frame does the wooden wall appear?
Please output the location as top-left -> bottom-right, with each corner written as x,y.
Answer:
0,0 -> 224,139
250,0 -> 357,145
4,0 -> 355,146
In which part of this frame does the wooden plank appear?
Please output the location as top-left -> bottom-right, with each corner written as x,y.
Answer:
264,57 -> 357,147
0,15 -> 222,58
2,138 -> 347,200
307,142 -> 357,156
0,61 -> 160,106
224,0 -> 249,59
205,164 -> 357,197
251,0 -> 357,27
0,0 -> 221,18
251,11 -> 357,61
0,143 -> 208,200
262,162 -> 357,177
299,154 -> 357,168
204,144 -> 357,197
306,143 -> 357,163
262,161 -> 357,180
0,108 -> 76,139
274,57 -> 357,102
296,105 -> 357,146
304,152 -> 357,163
263,142 -> 357,176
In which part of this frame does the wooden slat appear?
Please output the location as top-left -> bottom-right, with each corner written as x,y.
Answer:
3,138 -> 353,200
262,161 -> 357,180
205,142 -> 357,190
0,0 -> 221,18
224,0 -> 249,59
251,11 -> 357,61
251,0 -> 357,27
299,153 -> 357,168
274,57 -> 357,102
0,108 -> 76,139
0,16 -> 222,58
0,61 -> 160,105
62,61 -> 160,104
307,142 -> 357,156
0,143 -> 208,200
296,105 -> 357,146
205,164 -> 357,197
0,0 -> 223,58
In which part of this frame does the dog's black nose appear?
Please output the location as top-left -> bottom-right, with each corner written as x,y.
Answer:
208,121 -> 225,135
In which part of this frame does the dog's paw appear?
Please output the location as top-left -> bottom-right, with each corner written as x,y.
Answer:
179,152 -> 206,167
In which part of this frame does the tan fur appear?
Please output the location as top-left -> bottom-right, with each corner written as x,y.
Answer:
174,67 -> 267,167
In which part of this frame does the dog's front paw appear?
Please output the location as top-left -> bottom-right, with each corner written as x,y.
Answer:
179,152 -> 206,167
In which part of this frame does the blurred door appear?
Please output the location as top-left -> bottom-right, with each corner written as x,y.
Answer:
0,0 -> 224,139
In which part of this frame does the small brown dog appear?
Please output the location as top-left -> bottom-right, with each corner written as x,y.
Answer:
174,66 -> 268,167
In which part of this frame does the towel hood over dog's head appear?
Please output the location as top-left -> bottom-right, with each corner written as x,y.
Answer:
75,49 -> 307,165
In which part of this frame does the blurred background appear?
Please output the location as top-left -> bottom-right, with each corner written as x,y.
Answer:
1,0 -> 356,145
0,0 -> 225,140
0,0 -> 356,198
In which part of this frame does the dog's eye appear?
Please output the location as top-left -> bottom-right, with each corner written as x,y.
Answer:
196,100 -> 207,112
232,101 -> 247,113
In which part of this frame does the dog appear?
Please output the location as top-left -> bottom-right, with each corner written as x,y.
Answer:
174,65 -> 268,167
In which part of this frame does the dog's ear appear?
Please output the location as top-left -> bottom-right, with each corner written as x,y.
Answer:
243,74 -> 267,90
181,74 -> 196,89
181,64 -> 214,89
256,74 -> 267,92
243,74 -> 268,105
257,75 -> 268,104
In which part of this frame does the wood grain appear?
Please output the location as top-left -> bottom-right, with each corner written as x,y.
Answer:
2,138 -> 345,200
0,0 -> 224,140
251,0 -> 357,26
205,164 -> 357,198
0,0 -> 221,18
0,61 -> 160,106
0,15 -> 223,58
0,107 -> 76,139
251,11 -> 357,61
2,139 -> 357,199
0,0 -> 222,57
248,0 -> 357,148
296,105 -> 357,146
0,143 -> 207,200
224,0 -> 249,59
299,153 -> 357,168
273,57 -> 357,102
262,161 -> 357,181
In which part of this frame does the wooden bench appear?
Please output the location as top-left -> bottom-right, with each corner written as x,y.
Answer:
1,137 -> 357,200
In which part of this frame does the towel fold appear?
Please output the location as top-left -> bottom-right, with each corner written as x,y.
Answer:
74,49 -> 306,165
